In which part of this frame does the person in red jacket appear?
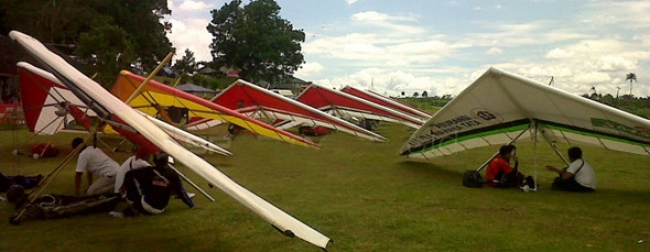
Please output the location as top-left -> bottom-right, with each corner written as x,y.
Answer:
486,145 -> 527,188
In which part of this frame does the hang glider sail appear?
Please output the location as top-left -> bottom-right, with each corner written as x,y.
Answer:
296,84 -> 425,129
400,67 -> 650,159
110,71 -> 319,149
18,62 -> 95,135
11,31 -> 331,249
209,80 -> 387,142
340,86 -> 432,120
17,62 -> 232,157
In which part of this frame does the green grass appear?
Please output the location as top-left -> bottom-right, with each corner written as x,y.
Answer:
1,124 -> 650,251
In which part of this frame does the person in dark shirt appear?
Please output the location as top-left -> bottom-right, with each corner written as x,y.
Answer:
122,152 -> 195,215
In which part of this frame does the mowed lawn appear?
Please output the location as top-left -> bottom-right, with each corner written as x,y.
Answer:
1,123 -> 649,252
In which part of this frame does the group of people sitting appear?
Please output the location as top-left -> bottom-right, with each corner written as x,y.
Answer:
4,138 -> 598,223
485,144 -> 597,192
70,137 -> 197,216
5,137 -> 197,222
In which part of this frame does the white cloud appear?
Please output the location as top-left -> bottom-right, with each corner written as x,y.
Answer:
314,68 -> 471,97
545,48 -> 574,59
351,11 -> 417,22
161,1 -> 650,98
167,18 -> 213,62
596,55 -> 635,72
295,62 -> 325,78
573,72 -> 612,84
350,11 -> 424,34
486,47 -> 503,55
178,0 -> 214,12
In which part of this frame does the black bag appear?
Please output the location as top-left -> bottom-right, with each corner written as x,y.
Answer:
463,170 -> 483,188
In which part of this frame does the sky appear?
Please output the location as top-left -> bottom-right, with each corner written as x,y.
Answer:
165,0 -> 650,98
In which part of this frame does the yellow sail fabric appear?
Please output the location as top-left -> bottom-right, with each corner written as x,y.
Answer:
110,71 -> 319,149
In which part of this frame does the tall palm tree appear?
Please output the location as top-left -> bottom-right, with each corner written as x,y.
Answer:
626,73 -> 637,96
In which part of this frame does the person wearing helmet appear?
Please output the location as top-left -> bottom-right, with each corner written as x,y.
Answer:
121,152 -> 196,215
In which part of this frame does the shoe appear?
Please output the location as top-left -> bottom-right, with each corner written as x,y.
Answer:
109,211 -> 124,218
187,193 -> 196,199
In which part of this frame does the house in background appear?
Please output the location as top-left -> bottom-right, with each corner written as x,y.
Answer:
176,83 -> 219,99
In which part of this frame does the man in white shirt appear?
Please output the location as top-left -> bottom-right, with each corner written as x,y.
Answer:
546,147 -> 597,192
115,148 -> 152,194
72,138 -> 119,196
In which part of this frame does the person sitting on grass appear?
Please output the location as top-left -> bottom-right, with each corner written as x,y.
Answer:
114,147 -> 152,194
486,144 -> 533,188
545,147 -> 596,192
121,152 -> 197,216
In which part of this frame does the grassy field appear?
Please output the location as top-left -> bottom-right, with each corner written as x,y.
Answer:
1,123 -> 650,252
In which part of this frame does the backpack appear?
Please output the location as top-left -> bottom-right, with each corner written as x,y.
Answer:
462,170 -> 483,188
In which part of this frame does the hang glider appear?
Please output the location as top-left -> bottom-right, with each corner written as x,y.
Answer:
17,62 -> 232,157
18,62 -> 95,135
400,67 -> 650,160
340,86 -> 432,120
11,30 -> 331,250
296,84 -> 425,129
208,80 -> 387,142
110,71 -> 319,149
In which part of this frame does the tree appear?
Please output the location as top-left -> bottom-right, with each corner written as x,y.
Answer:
413,92 -> 419,98
0,0 -> 173,85
401,91 -> 405,97
173,49 -> 197,75
421,90 -> 428,98
626,73 -> 637,96
75,23 -> 136,86
207,0 -> 305,84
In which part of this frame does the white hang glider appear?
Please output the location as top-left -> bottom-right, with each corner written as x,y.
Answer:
10,31 -> 331,249
400,67 -> 650,165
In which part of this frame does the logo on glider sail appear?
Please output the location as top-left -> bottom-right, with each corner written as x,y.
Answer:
591,118 -> 650,140
408,109 -> 501,147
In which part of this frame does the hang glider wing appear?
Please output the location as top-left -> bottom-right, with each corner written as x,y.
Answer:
138,111 -> 233,156
18,62 -> 95,135
340,86 -> 432,120
400,67 -> 650,159
18,62 -> 230,157
11,30 -> 331,250
210,80 -> 387,142
111,71 -> 319,149
296,84 -> 425,129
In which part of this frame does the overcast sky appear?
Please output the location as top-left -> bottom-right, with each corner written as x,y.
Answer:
166,0 -> 649,97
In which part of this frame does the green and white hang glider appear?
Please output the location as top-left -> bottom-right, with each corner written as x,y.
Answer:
400,67 -> 650,168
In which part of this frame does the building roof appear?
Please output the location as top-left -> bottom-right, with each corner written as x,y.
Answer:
176,83 -> 218,93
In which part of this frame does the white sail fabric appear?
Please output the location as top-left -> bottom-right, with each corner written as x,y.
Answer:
401,67 -> 650,159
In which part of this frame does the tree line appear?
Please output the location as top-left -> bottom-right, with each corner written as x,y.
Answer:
1,0 -> 304,89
